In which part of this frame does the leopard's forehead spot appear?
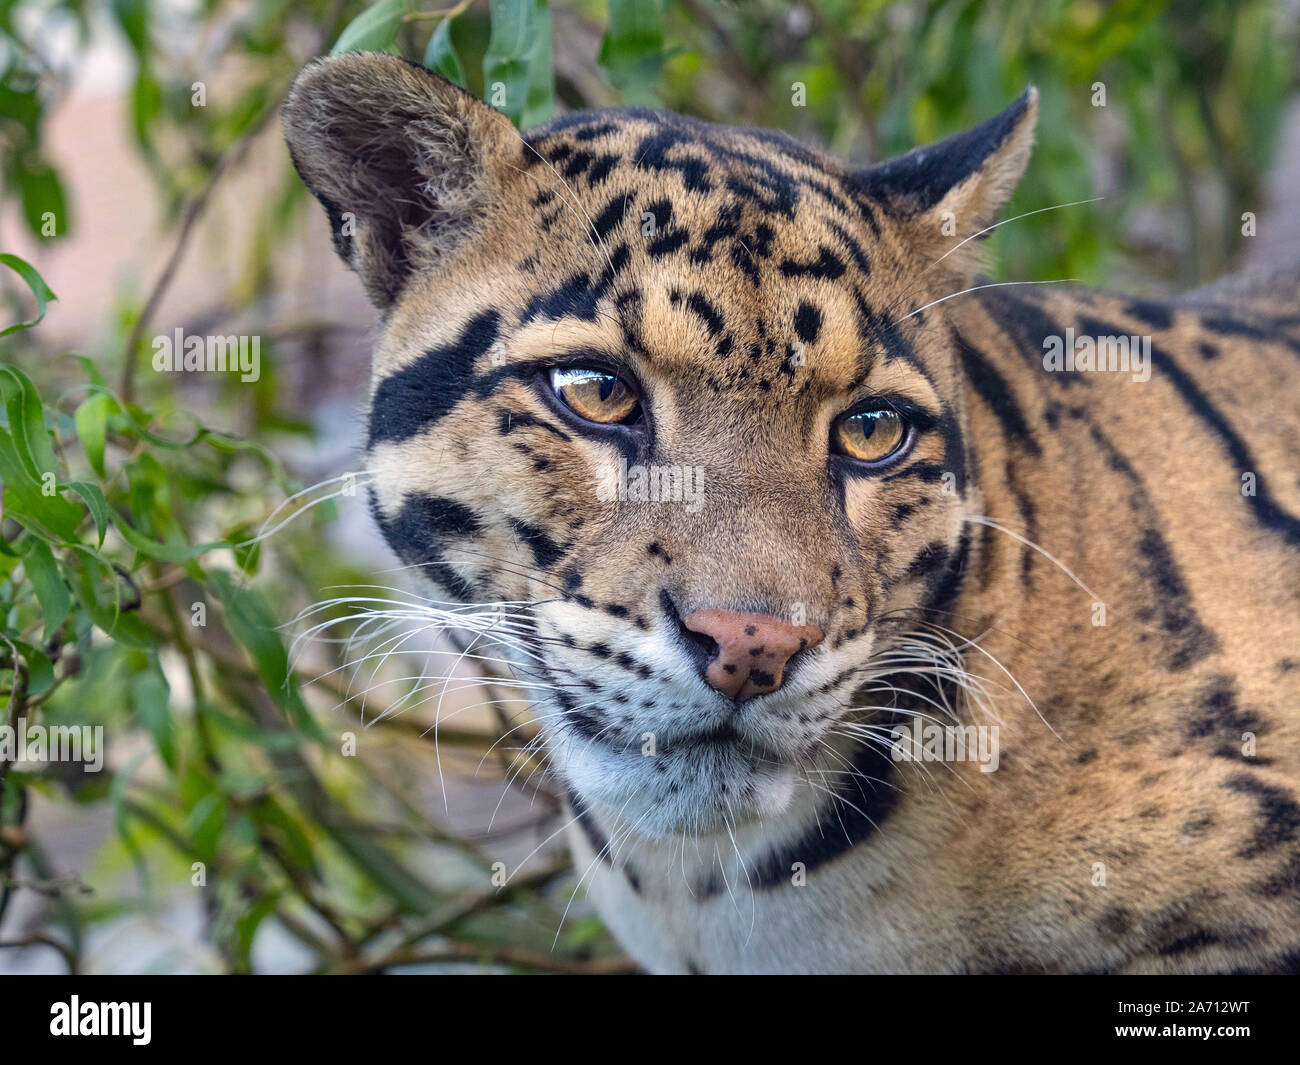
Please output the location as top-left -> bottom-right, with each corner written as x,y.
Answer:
511,108 -> 893,287
385,108 -> 934,408
520,107 -> 856,202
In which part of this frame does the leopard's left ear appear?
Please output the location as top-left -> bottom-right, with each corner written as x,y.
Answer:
857,88 -> 1037,269
282,52 -> 519,310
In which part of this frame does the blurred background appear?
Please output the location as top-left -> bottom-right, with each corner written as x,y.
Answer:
0,0 -> 1296,974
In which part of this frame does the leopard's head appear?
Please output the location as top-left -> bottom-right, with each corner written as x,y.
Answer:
283,53 -> 1037,837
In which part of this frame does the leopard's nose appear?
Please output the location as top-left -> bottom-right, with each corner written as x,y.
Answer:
682,609 -> 824,702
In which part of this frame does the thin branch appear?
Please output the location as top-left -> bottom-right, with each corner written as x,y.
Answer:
329,939 -> 636,975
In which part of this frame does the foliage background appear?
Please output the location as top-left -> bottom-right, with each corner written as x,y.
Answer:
0,0 -> 1296,973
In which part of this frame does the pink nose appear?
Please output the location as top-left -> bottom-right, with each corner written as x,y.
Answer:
683,609 -> 824,701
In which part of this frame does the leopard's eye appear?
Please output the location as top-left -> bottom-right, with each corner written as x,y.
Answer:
832,407 -> 909,464
549,367 -> 641,425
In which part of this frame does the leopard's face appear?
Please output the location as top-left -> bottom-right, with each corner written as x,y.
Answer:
285,54 -> 1035,837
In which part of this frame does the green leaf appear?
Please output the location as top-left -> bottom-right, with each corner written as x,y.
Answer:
21,538 -> 71,641
112,505 -> 225,562
0,364 -> 60,478
423,18 -> 467,87
256,796 -> 317,872
68,481 -> 109,547
0,254 -> 56,336
74,392 -> 112,476
129,70 -> 162,153
211,572 -> 290,689
187,790 -> 228,863
326,823 -> 440,914
330,0 -> 408,56
74,356 -> 107,389
210,571 -> 321,738
10,639 -> 54,695
599,0 -> 665,107
0,80 -> 41,138
66,546 -> 155,648
16,158 -> 69,240
0,468 -> 82,543
487,0 -> 535,65
201,703 -> 314,751
111,0 -> 151,55
483,0 -> 550,127
132,667 -> 176,770
235,893 -> 279,965
0,370 -> 81,541
522,1 -> 553,128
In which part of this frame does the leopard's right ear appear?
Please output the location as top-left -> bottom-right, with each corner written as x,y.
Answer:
856,89 -> 1037,282
282,52 -> 518,309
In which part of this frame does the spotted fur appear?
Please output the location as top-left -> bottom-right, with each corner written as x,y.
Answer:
284,53 -> 1300,974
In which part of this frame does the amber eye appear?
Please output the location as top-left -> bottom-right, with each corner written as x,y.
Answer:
549,367 -> 641,425
832,407 -> 909,464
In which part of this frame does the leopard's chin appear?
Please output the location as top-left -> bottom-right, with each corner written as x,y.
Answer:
556,731 -> 799,838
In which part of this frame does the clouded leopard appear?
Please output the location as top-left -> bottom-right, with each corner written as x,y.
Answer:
282,52 -> 1300,974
